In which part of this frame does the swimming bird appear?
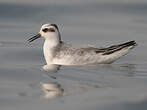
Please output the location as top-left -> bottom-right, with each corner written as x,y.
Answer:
28,23 -> 137,66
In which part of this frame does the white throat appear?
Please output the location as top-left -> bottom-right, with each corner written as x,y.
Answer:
43,34 -> 60,65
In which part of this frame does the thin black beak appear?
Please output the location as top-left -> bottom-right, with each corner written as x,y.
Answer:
27,33 -> 41,43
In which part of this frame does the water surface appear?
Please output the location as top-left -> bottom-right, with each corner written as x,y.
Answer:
0,0 -> 147,110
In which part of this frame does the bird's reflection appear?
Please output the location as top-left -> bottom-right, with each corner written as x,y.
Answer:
108,63 -> 136,77
42,64 -> 60,72
40,63 -> 137,99
41,64 -> 64,98
91,63 -> 136,77
40,82 -> 64,99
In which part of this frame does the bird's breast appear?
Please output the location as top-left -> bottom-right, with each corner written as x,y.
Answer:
43,41 -> 56,64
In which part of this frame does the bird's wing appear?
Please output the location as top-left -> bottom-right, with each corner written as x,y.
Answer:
55,42 -> 100,57
53,41 -> 137,65
56,41 -> 137,57
101,40 -> 137,55
80,40 -> 137,55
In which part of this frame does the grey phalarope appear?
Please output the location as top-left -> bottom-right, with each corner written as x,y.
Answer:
28,23 -> 137,66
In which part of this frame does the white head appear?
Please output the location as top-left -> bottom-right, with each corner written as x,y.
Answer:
28,23 -> 61,43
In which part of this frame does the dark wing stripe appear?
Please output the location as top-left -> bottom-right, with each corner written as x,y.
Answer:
102,46 -> 127,55
117,40 -> 136,47
102,40 -> 137,55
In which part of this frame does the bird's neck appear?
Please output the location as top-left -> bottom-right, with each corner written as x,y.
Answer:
43,39 -> 60,65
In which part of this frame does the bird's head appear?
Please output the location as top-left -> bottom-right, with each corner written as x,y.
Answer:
28,23 -> 61,43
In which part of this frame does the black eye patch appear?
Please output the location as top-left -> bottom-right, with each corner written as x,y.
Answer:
42,28 -> 49,32
48,28 -> 55,32
42,28 -> 55,32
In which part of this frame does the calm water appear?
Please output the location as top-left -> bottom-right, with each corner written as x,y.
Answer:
0,0 -> 147,110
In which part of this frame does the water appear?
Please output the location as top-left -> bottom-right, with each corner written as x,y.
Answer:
0,0 -> 147,110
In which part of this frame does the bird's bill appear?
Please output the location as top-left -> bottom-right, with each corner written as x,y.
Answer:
28,33 -> 41,43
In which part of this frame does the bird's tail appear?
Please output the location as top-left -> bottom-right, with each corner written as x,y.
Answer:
103,40 -> 137,55
118,40 -> 137,48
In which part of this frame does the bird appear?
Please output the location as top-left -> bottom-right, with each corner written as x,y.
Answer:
28,23 -> 137,67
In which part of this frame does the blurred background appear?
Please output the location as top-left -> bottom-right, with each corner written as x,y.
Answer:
0,0 -> 147,110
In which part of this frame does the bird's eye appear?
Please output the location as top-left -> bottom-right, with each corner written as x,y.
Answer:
42,28 -> 49,32
42,28 -> 55,32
